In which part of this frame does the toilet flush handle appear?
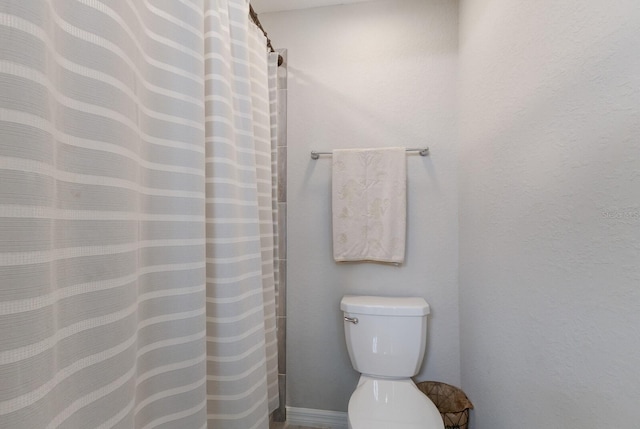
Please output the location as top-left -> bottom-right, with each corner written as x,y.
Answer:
344,316 -> 358,324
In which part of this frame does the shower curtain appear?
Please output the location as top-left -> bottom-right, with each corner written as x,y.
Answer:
0,0 -> 279,428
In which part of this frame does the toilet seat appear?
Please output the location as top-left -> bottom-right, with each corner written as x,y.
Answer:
348,377 -> 444,429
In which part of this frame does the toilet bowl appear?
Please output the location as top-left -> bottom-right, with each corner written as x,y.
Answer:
348,377 -> 443,429
341,295 -> 444,429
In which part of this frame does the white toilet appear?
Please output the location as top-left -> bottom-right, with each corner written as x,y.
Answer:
341,295 -> 444,429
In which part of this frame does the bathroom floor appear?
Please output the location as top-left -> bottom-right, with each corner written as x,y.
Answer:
270,422 -> 329,429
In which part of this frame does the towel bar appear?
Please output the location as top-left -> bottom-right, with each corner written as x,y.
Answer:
311,147 -> 429,160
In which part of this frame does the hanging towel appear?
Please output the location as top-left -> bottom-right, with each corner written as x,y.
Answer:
332,147 -> 407,264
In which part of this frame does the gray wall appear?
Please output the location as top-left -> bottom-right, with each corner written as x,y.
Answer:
262,0 -> 460,412
458,0 -> 640,427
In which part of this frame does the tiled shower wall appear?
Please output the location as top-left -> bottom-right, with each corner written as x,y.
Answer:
274,49 -> 288,423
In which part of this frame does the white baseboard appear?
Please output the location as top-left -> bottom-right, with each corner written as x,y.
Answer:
285,406 -> 348,429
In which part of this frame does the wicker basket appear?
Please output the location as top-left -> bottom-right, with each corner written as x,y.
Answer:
416,381 -> 474,429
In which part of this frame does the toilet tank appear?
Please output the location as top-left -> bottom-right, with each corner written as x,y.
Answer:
341,295 -> 430,378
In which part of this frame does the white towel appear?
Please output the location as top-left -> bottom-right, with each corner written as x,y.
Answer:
332,147 -> 407,264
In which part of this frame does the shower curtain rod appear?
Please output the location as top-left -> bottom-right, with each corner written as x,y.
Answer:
310,147 -> 430,159
249,5 -> 284,66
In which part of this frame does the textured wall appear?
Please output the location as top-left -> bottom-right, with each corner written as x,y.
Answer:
458,0 -> 640,427
261,0 -> 460,412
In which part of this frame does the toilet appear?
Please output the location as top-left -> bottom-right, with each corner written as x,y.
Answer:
341,295 -> 444,429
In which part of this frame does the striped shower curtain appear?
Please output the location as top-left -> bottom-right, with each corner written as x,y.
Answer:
204,1 -> 280,427
0,0 -> 279,428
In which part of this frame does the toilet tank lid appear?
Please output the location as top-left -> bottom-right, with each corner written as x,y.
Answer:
341,296 -> 430,316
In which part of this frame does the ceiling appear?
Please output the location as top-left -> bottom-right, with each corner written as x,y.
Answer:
251,0 -> 377,14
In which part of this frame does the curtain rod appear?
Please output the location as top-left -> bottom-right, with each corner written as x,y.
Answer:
311,147 -> 430,160
249,5 -> 284,67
